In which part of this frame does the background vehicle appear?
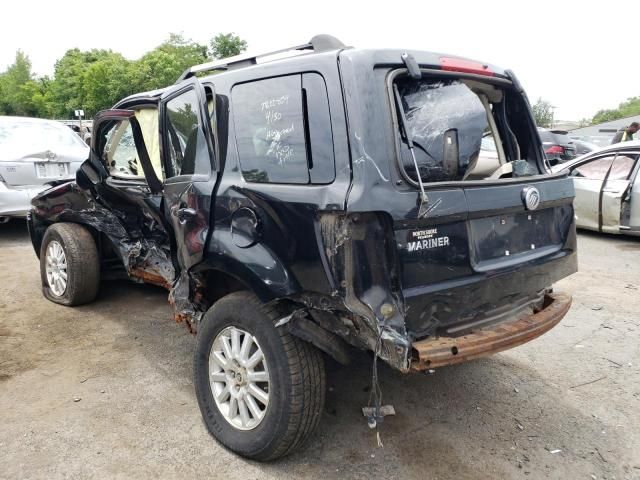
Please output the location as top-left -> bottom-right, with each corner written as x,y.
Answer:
572,138 -> 598,155
0,116 -> 89,221
28,35 -> 577,460
552,141 -> 640,235
538,128 -> 577,165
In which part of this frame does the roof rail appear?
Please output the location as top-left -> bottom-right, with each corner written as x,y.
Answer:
176,34 -> 346,83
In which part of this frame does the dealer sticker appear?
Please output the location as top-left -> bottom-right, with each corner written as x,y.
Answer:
406,228 -> 450,252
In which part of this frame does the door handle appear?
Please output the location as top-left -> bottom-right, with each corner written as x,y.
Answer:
176,207 -> 197,223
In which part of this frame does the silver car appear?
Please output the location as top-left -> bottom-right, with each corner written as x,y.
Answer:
552,141 -> 640,235
0,116 -> 89,221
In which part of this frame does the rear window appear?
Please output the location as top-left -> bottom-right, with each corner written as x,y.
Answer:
396,79 -> 487,182
550,131 -> 572,147
538,130 -> 555,143
0,121 -> 86,151
392,75 -> 540,184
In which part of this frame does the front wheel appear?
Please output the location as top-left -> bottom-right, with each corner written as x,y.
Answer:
194,292 -> 325,461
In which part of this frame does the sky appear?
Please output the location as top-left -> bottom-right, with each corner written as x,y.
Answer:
0,0 -> 636,120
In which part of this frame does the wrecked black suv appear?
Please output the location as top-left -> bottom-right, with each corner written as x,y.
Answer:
28,35 -> 577,460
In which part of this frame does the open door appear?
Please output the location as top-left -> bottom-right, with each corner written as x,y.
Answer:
601,154 -> 637,233
159,77 -> 218,271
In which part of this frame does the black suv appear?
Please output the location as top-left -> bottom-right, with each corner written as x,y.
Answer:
28,35 -> 577,460
538,127 -> 577,165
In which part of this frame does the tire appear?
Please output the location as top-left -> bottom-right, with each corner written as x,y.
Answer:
194,291 -> 325,461
40,223 -> 100,306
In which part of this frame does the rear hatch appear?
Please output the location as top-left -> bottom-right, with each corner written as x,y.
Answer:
0,119 -> 88,187
389,70 -> 577,338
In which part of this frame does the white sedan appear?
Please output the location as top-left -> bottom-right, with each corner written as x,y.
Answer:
0,116 -> 89,221
552,141 -> 640,235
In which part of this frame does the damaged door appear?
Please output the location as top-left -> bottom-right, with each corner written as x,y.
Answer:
85,110 -> 173,285
570,154 -> 617,231
159,78 -> 218,273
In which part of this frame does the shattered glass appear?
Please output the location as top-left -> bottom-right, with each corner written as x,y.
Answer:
397,79 -> 488,182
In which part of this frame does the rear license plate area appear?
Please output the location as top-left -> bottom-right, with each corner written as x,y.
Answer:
35,162 -> 68,178
469,208 -> 565,266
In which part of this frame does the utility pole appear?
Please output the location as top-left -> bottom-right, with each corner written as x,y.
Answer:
74,109 -> 85,136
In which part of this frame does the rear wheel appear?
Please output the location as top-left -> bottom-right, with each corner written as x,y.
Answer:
194,292 -> 325,461
40,223 -> 100,306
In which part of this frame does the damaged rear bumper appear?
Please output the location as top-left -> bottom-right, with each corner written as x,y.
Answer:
410,292 -> 571,370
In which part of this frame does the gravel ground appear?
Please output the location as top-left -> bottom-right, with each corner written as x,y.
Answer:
1,219 -> 638,480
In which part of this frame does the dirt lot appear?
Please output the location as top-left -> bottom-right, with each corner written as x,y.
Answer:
1,219 -> 638,480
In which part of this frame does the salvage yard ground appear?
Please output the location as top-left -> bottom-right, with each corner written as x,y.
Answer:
1,220 -> 639,480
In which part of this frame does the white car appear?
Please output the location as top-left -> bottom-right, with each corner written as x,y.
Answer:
0,116 -> 89,221
552,141 -> 640,235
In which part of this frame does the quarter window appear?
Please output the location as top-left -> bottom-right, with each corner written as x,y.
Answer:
231,73 -> 335,184
164,88 -> 210,177
608,155 -> 637,180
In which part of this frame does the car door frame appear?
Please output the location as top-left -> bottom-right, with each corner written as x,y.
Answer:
567,153 -> 616,232
600,152 -> 638,232
158,76 -> 219,272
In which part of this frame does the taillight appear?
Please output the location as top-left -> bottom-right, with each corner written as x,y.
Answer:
545,145 -> 564,155
439,57 -> 494,76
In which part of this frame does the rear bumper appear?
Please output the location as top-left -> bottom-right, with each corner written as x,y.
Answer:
410,292 -> 571,370
0,182 -> 47,217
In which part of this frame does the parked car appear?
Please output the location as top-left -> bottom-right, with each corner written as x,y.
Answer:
552,141 -> 640,235
28,35 -> 577,460
538,128 -> 577,165
0,116 -> 89,221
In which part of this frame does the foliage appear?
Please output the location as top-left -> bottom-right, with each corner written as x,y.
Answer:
592,96 -> 640,125
0,50 -> 47,117
0,32 -> 247,119
532,98 -> 554,128
209,33 -> 248,60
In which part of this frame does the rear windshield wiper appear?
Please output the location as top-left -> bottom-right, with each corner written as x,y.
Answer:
392,83 -> 428,212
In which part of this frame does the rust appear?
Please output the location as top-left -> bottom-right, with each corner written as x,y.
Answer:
129,268 -> 172,290
410,292 -> 572,370
173,312 -> 196,334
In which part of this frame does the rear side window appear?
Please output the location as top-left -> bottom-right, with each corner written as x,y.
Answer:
572,155 -> 615,179
608,154 -> 637,180
231,73 -> 335,184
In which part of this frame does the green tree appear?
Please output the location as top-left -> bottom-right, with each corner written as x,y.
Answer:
592,96 -> 640,124
209,32 -> 248,60
133,33 -> 209,91
532,98 -> 554,128
0,50 -> 40,116
82,52 -> 136,114
0,31 -> 249,119
47,49 -> 118,118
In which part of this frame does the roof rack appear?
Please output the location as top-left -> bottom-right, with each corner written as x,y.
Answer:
176,34 -> 346,83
